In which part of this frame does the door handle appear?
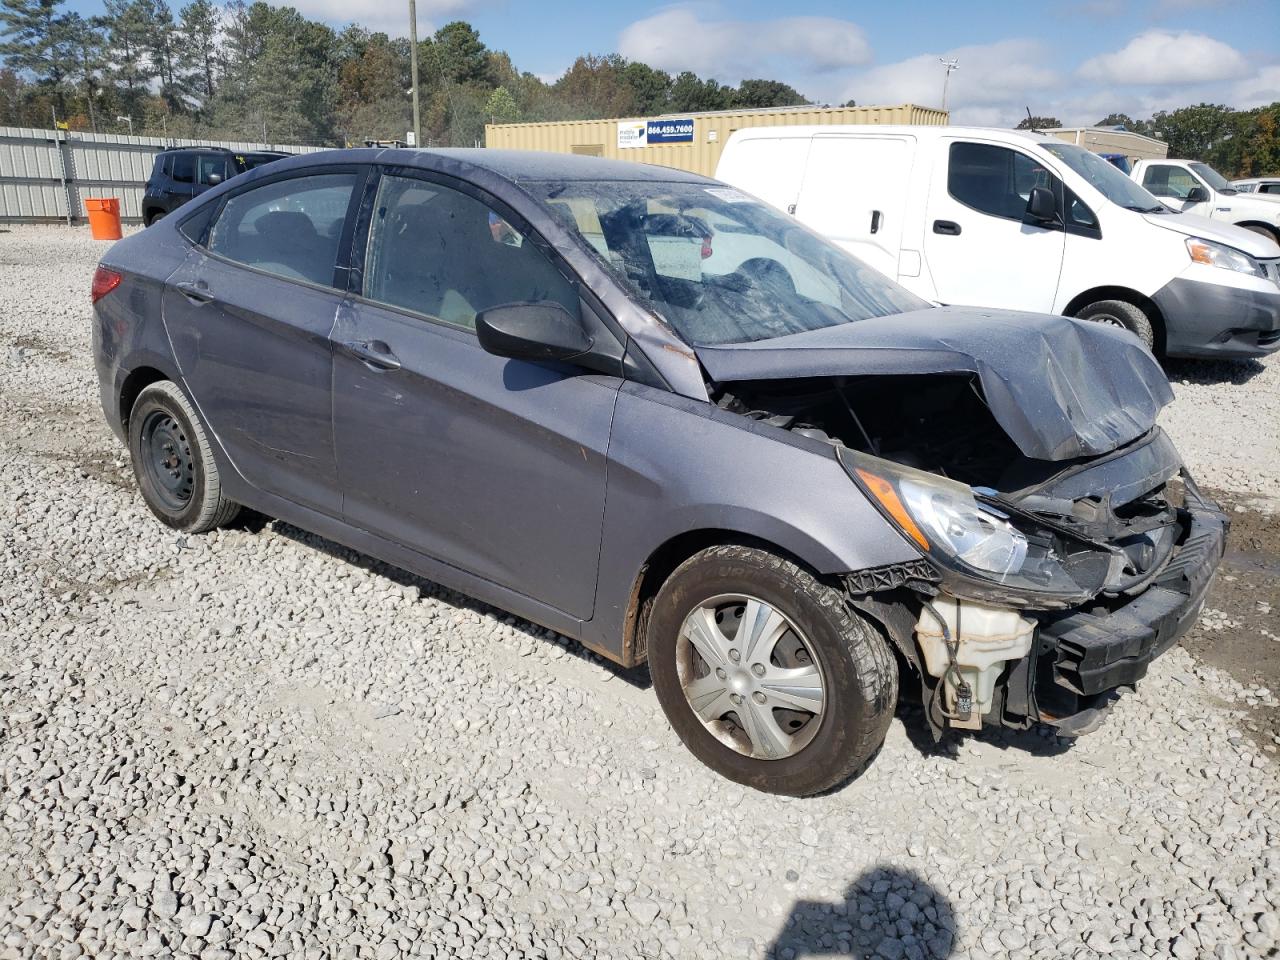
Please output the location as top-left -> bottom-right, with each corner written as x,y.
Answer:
870,210 -> 882,235
932,220 -> 962,236
175,280 -> 213,304
342,339 -> 401,371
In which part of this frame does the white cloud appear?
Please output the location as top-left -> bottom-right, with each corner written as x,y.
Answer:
287,0 -> 478,36
846,40 -> 1060,115
1232,65 -> 1280,107
1078,30 -> 1250,86
618,7 -> 872,87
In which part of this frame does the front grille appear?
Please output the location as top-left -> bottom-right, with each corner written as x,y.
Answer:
1265,259 -> 1280,286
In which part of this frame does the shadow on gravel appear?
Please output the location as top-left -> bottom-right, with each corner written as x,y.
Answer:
764,866 -> 957,959
894,701 -> 1073,762
267,518 -> 653,689
1161,356 -> 1267,386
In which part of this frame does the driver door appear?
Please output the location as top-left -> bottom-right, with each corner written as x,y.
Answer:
332,170 -> 620,620
1139,164 -> 1210,215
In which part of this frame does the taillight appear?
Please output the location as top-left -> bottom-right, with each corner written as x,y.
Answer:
91,266 -> 122,304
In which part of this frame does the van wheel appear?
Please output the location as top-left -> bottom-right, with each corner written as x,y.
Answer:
1074,299 -> 1155,350
128,381 -> 240,533
647,545 -> 897,796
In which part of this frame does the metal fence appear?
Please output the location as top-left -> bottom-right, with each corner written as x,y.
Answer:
0,126 -> 330,224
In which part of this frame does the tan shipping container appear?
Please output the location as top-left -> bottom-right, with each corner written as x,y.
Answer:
485,104 -> 949,176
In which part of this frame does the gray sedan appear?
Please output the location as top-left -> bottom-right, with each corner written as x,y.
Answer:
92,148 -> 1225,795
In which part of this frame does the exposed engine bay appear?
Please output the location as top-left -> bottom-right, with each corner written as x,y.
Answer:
711,372 -> 1228,740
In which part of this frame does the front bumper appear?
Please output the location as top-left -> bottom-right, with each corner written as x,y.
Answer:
1153,275 -> 1280,358
1000,485 -> 1228,733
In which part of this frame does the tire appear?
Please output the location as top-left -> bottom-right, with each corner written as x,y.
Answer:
1241,223 -> 1279,243
647,545 -> 898,796
1074,299 -> 1156,351
144,210 -> 165,227
127,380 -> 240,533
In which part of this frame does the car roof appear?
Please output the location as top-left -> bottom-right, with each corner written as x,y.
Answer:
725,124 -> 1059,146
157,145 -> 234,154
273,147 -> 717,185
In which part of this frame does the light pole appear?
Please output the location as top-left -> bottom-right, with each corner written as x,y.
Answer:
408,0 -> 421,147
939,58 -> 959,113
116,114 -> 133,135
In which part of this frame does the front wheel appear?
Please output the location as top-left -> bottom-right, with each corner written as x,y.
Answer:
1074,298 -> 1156,351
648,545 -> 898,796
128,380 -> 240,533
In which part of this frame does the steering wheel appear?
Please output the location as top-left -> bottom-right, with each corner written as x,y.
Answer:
734,257 -> 797,296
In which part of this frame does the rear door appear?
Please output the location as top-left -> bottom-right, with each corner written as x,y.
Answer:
166,153 -> 197,210
331,169 -> 618,619
716,135 -> 812,215
792,135 -> 914,279
162,167 -> 364,516
924,138 -> 1066,312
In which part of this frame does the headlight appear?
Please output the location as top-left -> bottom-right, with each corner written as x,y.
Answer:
1186,237 -> 1266,279
841,449 -> 1101,605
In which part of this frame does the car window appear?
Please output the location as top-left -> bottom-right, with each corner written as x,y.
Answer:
1065,188 -> 1098,230
197,154 -> 229,186
1141,165 -> 1201,199
363,174 -> 577,330
1262,184 -> 1280,195
531,180 -> 926,346
171,153 -> 195,184
207,173 -> 356,287
947,142 -> 1056,221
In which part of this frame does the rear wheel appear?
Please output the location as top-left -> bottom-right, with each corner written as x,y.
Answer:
127,380 -> 239,533
1074,299 -> 1155,351
648,545 -> 897,796
144,210 -> 165,227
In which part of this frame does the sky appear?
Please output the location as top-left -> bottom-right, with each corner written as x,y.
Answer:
67,0 -> 1280,126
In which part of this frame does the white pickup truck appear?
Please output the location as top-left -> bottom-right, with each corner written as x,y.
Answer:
1132,158 -> 1280,244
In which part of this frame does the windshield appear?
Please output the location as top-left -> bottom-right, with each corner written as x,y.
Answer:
527,180 -> 927,346
1189,162 -> 1235,193
1041,143 -> 1165,212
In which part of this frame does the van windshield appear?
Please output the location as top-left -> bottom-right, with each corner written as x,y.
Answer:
528,180 -> 927,346
1041,143 -> 1166,213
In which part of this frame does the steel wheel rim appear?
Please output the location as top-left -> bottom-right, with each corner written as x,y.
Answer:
140,410 -> 195,511
675,593 -> 826,761
1090,313 -> 1126,329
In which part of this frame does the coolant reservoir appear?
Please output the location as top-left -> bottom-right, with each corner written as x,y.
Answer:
915,595 -> 1035,730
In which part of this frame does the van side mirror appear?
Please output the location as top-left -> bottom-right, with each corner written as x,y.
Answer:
1186,185 -> 1209,203
206,172 -> 223,186
476,301 -> 593,364
1026,186 -> 1057,222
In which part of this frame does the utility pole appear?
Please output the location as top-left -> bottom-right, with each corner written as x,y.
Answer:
116,114 -> 133,135
939,58 -> 959,114
408,0 -> 422,147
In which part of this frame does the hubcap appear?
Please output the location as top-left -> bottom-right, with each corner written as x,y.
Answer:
675,594 -> 825,761
141,410 -> 195,511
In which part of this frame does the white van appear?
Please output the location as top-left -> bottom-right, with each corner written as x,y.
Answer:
716,126 -> 1280,358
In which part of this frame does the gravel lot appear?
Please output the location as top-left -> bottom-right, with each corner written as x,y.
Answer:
1,224 -> 1278,960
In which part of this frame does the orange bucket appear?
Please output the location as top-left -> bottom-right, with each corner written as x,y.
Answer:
85,197 -> 123,240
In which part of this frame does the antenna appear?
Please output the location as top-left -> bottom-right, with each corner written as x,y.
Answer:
939,58 -> 959,113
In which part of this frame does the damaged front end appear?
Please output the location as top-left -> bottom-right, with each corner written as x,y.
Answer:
701,313 -> 1228,740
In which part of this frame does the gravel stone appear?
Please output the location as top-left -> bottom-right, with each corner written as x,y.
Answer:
0,225 -> 1276,960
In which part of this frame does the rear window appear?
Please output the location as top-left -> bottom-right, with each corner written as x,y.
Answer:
207,173 -> 356,287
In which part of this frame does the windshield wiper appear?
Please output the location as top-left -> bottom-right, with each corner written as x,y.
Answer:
1125,204 -> 1167,214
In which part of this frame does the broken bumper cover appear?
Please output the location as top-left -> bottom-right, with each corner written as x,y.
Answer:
1002,487 -> 1228,733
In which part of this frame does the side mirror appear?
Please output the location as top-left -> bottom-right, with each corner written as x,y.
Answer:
1186,185 -> 1209,203
206,172 -> 223,186
1026,185 -> 1057,222
476,301 -> 593,363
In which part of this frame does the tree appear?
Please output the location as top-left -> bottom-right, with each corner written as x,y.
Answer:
101,0 -> 156,118
335,27 -> 409,142
554,54 -> 634,119
430,20 -> 488,86
669,71 -> 731,112
140,0 -> 184,111
1095,112 -> 1154,136
621,60 -> 671,115
0,0 -> 75,109
1015,115 -> 1061,130
484,84 -> 518,124
1149,103 -> 1236,163
733,78 -> 805,109
177,0 -> 220,104
1236,102 -> 1280,177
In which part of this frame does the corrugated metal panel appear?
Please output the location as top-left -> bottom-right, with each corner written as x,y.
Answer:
486,104 -> 950,176
0,126 -> 330,223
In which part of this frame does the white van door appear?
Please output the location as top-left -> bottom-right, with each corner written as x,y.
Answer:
715,135 -> 812,215
793,136 -> 913,279
925,139 -> 1066,312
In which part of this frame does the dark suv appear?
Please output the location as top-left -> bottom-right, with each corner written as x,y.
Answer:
142,148 -> 290,225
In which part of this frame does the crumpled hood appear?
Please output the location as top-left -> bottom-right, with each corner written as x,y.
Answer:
696,306 -> 1174,462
